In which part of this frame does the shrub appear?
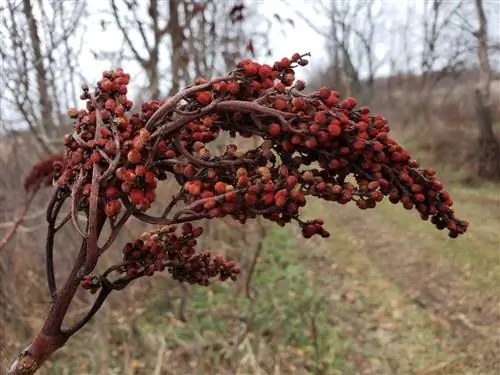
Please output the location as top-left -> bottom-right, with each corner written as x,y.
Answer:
9,53 -> 468,374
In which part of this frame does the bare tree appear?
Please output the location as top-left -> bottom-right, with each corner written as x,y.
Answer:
473,0 -> 500,179
290,0 -> 389,101
0,0 -> 87,155
101,0 -> 270,102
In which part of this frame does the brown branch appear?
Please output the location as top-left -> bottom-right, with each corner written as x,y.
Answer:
244,220 -> 267,300
70,170 -> 88,239
98,209 -> 133,254
145,75 -> 232,131
0,186 -> 39,252
61,285 -> 112,336
46,191 -> 67,300
9,214 -> 107,375
80,94 -> 105,277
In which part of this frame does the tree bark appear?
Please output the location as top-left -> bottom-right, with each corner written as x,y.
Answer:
8,215 -> 107,375
474,0 -> 500,180
22,0 -> 55,138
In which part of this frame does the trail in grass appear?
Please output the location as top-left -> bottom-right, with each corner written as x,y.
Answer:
304,182 -> 500,373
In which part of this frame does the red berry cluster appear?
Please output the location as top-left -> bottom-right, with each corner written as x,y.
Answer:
23,153 -> 66,191
80,223 -> 240,289
60,70 -> 167,216
27,52 -> 467,293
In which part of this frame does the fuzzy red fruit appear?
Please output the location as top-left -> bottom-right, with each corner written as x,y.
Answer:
135,165 -> 146,176
367,181 -> 379,191
314,112 -> 326,125
127,150 -> 142,164
100,79 -> 113,92
214,182 -> 227,194
105,186 -> 119,199
274,82 -> 286,93
104,98 -> 116,111
144,171 -> 156,184
372,141 -> 384,152
145,190 -> 156,202
318,87 -> 330,100
196,91 -> 212,105
129,189 -> 144,205
274,98 -> 287,110
243,63 -> 259,76
104,199 -> 122,217
305,137 -> 317,149
279,57 -> 291,69
259,64 -> 273,78
341,97 -> 357,109
245,193 -> 258,205
275,195 -> 287,207
328,123 -> 341,137
224,191 -> 237,202
291,191 -> 305,204
262,193 -> 274,206
269,123 -> 281,137
309,123 -> 320,134
287,175 -> 298,188
227,81 -> 239,94
325,94 -> 339,107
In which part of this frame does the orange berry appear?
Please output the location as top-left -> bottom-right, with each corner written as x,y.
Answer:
196,91 -> 212,105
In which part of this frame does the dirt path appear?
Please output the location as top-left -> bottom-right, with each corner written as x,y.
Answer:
305,194 -> 500,374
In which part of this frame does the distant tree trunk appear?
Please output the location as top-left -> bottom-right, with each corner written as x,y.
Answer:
474,0 -> 500,180
22,0 -> 56,141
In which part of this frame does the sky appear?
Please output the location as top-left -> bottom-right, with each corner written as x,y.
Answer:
3,0 -> 499,133
77,0 -> 421,90
79,0 -> 330,84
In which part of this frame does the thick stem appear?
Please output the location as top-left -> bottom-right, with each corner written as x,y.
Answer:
8,214 -> 107,375
8,331 -> 68,375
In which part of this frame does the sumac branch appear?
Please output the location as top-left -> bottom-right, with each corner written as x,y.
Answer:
8,53 -> 468,374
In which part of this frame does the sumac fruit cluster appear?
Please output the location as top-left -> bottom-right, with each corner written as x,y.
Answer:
26,52 -> 468,292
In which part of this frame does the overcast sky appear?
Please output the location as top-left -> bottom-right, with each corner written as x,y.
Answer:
2,0 -> 499,134
78,0 -> 420,87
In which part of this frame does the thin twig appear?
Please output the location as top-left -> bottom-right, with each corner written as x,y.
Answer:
81,93 -> 104,277
0,186 -> 39,252
99,123 -> 122,182
99,209 -> 133,254
244,220 -> 267,300
144,75 -> 233,131
70,169 -> 88,239
62,286 -> 112,336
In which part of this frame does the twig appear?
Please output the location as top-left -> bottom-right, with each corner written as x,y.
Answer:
144,75 -> 233,131
244,219 -> 267,300
174,133 -> 253,167
178,284 -> 189,322
62,285 -> 112,336
81,93 -> 104,277
161,187 -> 184,218
70,169 -> 87,239
46,197 -> 66,300
149,99 -> 220,139
0,186 -> 39,252
99,123 -> 122,182
98,209 -> 133,254
152,338 -> 167,375
0,208 -> 45,229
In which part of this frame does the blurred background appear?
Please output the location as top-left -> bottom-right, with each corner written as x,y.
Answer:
1,0 -> 499,374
